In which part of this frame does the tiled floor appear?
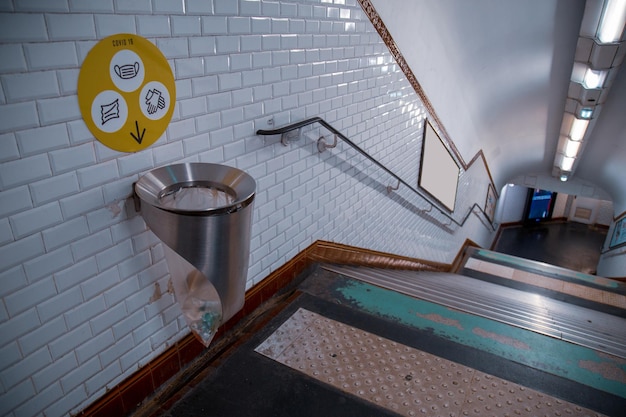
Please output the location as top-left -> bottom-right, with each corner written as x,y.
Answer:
134,222 -> 624,417
492,222 -> 607,274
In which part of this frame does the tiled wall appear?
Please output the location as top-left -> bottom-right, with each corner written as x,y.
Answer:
598,224 -> 626,277
0,1 -> 495,416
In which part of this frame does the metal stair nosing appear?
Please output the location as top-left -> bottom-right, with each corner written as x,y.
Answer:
323,264 -> 626,359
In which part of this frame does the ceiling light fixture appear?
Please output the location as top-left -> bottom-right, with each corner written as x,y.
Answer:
569,117 -> 590,141
564,139 -> 582,158
582,68 -> 606,89
597,0 -> 626,43
553,0 -> 625,181
560,156 -> 575,171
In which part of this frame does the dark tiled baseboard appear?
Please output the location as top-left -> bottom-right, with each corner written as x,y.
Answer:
311,240 -> 450,271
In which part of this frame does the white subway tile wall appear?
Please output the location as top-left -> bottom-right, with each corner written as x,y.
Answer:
0,1 -> 495,416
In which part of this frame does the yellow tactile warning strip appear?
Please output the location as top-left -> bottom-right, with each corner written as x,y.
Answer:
256,308 -> 605,417
464,258 -> 626,310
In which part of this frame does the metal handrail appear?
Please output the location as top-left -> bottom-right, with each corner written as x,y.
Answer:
256,117 -> 495,230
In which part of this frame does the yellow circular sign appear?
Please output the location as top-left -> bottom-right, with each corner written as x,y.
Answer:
78,34 -> 175,153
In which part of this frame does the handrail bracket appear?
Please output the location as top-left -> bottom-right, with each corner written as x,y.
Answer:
281,128 -> 301,146
317,134 -> 338,153
386,180 -> 400,194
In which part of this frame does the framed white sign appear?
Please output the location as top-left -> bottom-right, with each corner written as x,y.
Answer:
418,120 -> 460,212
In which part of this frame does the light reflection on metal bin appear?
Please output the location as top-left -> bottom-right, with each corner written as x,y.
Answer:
134,163 -> 255,346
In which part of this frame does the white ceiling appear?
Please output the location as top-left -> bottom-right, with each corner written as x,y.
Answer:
370,0 -> 626,212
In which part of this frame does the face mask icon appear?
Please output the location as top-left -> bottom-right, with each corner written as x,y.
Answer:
114,62 -> 140,79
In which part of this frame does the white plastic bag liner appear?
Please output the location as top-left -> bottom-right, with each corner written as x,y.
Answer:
163,245 -> 222,347
159,186 -> 235,211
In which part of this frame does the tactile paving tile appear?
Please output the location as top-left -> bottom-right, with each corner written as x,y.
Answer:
463,371 -> 601,417
255,308 -> 605,417
256,308 -> 316,358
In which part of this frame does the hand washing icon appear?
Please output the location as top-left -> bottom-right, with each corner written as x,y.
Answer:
114,62 -> 140,79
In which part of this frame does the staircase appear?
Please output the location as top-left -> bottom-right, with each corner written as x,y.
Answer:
322,247 -> 626,360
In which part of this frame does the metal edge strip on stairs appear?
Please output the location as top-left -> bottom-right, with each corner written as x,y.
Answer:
334,266 -> 626,346
373,268 -> 626,353
322,264 -> 626,359
462,257 -> 626,310
465,247 -> 626,294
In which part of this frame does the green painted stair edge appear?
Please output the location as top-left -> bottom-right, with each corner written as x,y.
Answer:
337,279 -> 626,399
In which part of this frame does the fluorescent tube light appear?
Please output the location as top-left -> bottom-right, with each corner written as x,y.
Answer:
583,68 -> 606,89
569,117 -> 589,141
560,156 -> 575,171
565,139 -> 581,158
597,0 -> 626,43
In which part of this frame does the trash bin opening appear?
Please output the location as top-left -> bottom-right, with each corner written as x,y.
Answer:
158,181 -> 236,211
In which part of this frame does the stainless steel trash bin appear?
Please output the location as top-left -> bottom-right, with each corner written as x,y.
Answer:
134,163 -> 255,346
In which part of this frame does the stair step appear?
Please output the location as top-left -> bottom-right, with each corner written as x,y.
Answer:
323,264 -> 626,359
463,247 -> 626,295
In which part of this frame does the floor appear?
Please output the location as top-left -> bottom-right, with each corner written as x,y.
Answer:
133,222 -> 624,417
492,221 -> 607,274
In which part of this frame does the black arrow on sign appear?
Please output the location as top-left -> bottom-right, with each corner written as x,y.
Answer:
130,120 -> 146,144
